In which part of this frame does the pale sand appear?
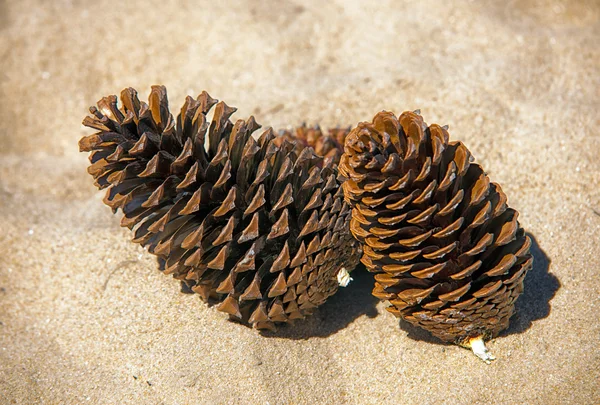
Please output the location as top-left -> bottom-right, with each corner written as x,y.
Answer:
1,1 -> 599,404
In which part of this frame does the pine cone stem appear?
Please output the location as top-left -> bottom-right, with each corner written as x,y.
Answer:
336,267 -> 353,287
461,336 -> 496,364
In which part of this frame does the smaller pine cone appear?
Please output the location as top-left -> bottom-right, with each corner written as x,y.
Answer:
276,125 -> 350,165
79,86 -> 360,330
339,110 -> 533,344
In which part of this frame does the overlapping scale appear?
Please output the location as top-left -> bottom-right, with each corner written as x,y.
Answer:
276,125 -> 350,166
339,110 -> 532,344
80,86 -> 360,330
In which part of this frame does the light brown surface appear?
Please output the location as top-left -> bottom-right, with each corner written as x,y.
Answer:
1,1 -> 599,404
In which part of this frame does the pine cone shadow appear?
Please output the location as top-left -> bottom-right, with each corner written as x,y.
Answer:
399,232 -> 559,344
172,261 -> 379,338
259,265 -> 379,339
500,232 -> 559,336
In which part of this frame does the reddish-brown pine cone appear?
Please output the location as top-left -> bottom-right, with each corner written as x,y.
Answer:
276,125 -> 350,166
79,86 -> 360,330
339,110 -> 532,344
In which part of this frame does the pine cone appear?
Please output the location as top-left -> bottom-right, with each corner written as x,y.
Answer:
79,86 -> 360,330
276,125 -> 349,165
339,110 -> 532,344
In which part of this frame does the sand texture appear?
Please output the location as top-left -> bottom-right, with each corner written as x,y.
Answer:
1,1 -> 599,404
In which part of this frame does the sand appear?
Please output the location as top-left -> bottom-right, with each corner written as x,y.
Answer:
1,1 -> 599,404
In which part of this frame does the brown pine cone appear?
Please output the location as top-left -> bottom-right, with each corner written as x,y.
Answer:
79,86 -> 360,330
339,110 -> 532,345
276,125 -> 350,165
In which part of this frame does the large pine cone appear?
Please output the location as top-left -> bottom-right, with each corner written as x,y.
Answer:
79,86 -> 360,330
339,111 -> 532,344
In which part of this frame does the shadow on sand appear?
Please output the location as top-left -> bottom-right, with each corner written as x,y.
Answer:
175,233 -> 558,342
173,261 -> 379,339
260,265 -> 379,339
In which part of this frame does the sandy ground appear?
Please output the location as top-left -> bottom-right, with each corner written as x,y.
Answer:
1,0 -> 599,404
